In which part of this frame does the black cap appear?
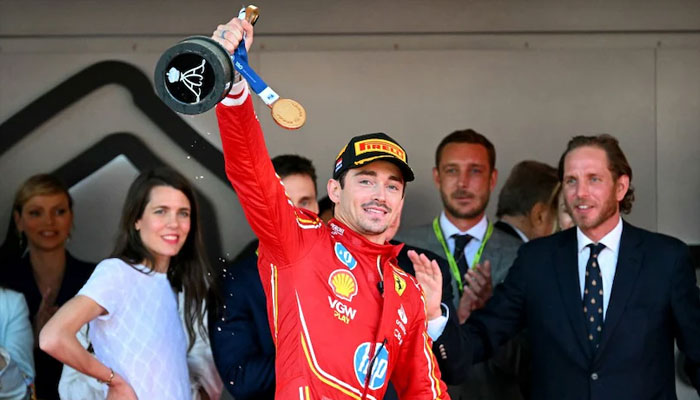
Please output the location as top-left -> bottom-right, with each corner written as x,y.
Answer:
333,132 -> 414,182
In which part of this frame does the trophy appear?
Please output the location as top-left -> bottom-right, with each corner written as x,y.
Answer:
154,5 -> 306,129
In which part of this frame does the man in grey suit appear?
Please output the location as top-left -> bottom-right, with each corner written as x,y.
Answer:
395,129 -> 525,400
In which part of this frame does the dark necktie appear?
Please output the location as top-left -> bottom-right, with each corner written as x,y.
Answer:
452,234 -> 472,279
583,243 -> 606,351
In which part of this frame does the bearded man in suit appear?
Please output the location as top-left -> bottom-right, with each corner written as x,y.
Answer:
429,134 -> 700,400
396,129 -> 525,400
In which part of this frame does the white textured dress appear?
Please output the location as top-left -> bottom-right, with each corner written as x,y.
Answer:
78,258 -> 190,400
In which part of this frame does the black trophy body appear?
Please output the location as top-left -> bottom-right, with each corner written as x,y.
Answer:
154,36 -> 234,115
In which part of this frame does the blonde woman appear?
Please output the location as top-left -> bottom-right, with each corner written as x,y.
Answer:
0,174 -> 94,399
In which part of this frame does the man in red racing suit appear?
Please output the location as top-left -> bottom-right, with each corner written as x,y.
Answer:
213,17 -> 449,400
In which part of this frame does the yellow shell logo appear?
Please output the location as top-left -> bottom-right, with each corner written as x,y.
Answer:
329,269 -> 358,301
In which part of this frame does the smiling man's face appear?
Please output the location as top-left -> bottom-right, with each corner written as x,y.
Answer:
328,160 -> 404,244
562,145 -> 628,241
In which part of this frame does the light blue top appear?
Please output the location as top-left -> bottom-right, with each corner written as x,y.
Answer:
0,288 -> 34,399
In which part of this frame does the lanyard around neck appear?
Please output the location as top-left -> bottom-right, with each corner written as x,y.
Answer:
432,217 -> 493,294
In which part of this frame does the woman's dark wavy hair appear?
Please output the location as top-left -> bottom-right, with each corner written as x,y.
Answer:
557,134 -> 635,214
111,167 -> 214,349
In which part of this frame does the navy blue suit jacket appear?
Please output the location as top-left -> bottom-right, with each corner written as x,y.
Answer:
436,222 -> 700,400
0,252 -> 94,400
209,252 -> 276,400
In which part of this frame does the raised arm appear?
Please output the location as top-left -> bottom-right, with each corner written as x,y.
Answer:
212,17 -> 321,266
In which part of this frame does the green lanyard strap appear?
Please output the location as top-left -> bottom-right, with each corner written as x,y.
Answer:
432,217 -> 493,295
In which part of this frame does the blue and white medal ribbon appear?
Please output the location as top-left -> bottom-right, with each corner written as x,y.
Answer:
233,6 -> 306,129
234,8 -> 279,105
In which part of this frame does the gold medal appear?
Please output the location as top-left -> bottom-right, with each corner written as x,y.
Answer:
271,98 -> 306,130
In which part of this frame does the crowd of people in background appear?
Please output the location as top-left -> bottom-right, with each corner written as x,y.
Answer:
0,169 -> 223,400
1,15 -> 698,400
2,125 -> 697,399
0,126 -> 573,400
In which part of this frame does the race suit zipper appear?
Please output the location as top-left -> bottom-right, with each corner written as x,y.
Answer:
361,338 -> 388,400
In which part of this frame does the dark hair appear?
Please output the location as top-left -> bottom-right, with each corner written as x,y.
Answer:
111,167 -> 214,349
318,195 -> 334,214
435,129 -> 496,171
336,169 -> 349,189
272,154 -> 317,193
497,161 -> 559,218
557,134 -> 635,214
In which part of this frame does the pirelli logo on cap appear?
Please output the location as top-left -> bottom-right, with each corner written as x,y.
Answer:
354,139 -> 406,162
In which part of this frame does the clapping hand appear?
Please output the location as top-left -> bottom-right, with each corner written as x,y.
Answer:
410,250 -> 443,320
457,260 -> 493,324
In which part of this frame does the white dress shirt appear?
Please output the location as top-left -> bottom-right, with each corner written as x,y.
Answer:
439,212 -> 489,267
427,213 -> 489,339
576,217 -> 623,320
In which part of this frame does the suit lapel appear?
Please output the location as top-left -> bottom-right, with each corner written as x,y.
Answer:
482,233 -> 508,286
482,236 -> 501,266
554,229 -> 593,360
595,222 -> 644,360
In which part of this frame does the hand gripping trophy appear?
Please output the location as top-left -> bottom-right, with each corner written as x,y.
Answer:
154,5 -> 306,129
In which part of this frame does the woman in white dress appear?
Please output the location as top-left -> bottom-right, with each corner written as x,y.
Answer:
39,167 -> 216,400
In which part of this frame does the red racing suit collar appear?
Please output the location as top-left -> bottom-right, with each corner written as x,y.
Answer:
327,218 -> 403,266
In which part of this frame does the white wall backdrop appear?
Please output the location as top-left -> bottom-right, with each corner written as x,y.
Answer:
1,0 -> 698,257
